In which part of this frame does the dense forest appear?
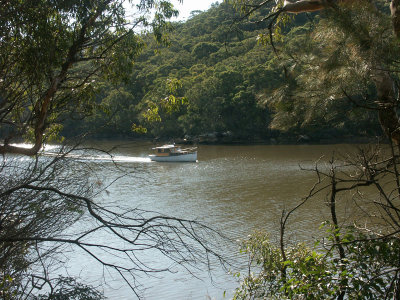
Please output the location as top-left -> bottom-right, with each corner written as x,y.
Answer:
62,1 -> 382,143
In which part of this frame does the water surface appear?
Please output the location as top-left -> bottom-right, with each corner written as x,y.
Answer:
56,142 -> 361,299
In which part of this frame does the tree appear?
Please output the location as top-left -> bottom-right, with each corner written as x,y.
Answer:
230,0 -> 400,145
234,145 -> 400,299
228,0 -> 400,298
0,148 -> 224,298
0,1 -> 227,298
0,0 -> 179,155
191,42 -> 220,59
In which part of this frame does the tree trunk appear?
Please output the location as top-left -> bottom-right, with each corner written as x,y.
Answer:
374,70 -> 400,146
0,9 -> 102,156
283,0 -> 359,14
283,0 -> 326,13
376,0 -> 400,146
392,0 -> 400,38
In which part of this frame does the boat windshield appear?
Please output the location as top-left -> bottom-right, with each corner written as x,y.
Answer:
157,148 -> 171,153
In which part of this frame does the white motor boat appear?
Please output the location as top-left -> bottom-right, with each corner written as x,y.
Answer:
149,144 -> 197,162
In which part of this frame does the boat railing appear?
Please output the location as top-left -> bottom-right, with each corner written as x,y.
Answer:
180,147 -> 197,153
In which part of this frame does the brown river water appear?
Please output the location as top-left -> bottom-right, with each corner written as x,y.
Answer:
47,141 -> 367,299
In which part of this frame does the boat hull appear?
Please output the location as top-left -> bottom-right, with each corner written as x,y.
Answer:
149,152 -> 197,162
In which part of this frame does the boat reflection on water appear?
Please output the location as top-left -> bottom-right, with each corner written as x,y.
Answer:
149,144 -> 198,162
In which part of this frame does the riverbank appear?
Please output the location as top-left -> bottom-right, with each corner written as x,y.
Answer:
157,134 -> 381,146
59,131 -> 383,146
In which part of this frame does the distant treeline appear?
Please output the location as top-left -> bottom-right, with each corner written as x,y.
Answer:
61,2 -> 382,143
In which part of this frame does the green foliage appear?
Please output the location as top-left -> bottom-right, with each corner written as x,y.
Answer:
257,2 -> 393,138
234,227 -> 400,299
60,1 -> 389,141
60,2 -> 275,140
0,0 -> 182,145
192,42 -> 220,59
132,123 -> 148,134
137,77 -> 188,136
0,1 -> 184,297
234,231 -> 334,300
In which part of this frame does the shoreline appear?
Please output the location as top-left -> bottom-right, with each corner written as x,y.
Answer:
69,134 -> 384,146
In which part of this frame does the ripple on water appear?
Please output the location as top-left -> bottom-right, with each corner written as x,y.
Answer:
12,142 -> 358,299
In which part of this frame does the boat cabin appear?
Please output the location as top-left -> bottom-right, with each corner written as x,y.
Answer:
150,144 -> 197,162
153,145 -> 179,156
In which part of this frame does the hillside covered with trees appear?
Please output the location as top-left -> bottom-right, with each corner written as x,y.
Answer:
62,1 -> 382,143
